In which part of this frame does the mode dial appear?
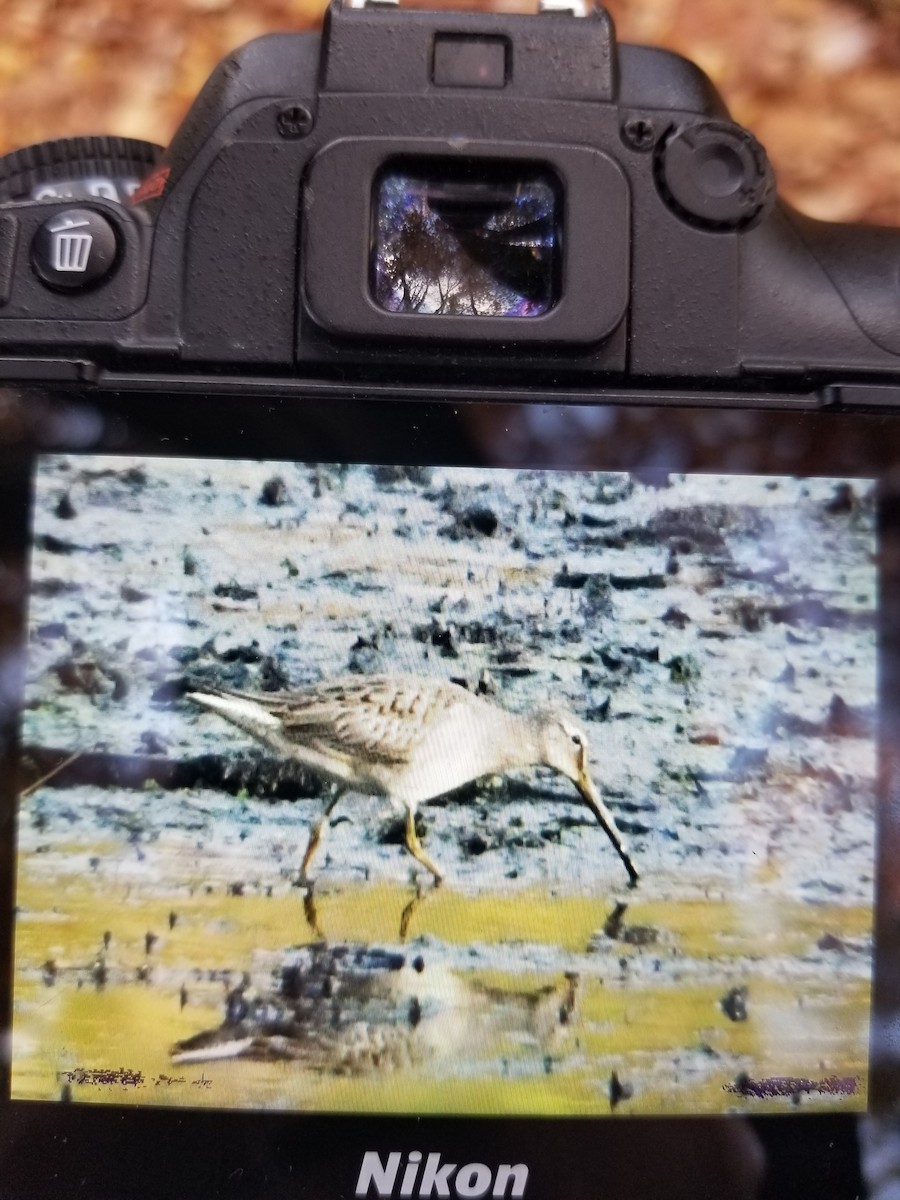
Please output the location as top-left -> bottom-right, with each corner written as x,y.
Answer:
0,136 -> 162,205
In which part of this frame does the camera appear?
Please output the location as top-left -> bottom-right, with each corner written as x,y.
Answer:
0,3 -> 898,1198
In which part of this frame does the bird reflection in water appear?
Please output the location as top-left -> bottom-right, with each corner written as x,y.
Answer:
170,939 -> 581,1081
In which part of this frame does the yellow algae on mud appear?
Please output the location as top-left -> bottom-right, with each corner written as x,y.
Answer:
621,896 -> 872,960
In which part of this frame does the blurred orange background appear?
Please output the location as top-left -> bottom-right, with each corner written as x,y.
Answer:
0,0 -> 898,224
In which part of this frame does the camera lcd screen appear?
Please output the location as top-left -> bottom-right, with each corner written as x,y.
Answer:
371,165 -> 560,317
11,451 -> 877,1118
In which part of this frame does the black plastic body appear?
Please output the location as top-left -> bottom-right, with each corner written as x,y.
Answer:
0,0 -> 895,405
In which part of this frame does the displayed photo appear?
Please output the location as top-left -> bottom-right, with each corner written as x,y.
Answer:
12,455 -> 877,1116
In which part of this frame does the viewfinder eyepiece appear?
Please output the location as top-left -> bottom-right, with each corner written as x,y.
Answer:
371,162 -> 561,318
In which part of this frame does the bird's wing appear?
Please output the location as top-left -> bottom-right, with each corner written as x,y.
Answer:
225,677 -> 469,766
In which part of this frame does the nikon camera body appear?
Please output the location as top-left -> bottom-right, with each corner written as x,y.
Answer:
0,0 -> 895,398
1,5 -> 899,1200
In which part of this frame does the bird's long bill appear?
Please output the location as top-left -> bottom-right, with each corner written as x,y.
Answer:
578,772 -> 640,887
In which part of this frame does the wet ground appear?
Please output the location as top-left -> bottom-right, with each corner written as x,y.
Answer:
12,455 -> 877,1115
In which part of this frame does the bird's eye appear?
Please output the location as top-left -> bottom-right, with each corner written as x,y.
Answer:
571,733 -> 583,747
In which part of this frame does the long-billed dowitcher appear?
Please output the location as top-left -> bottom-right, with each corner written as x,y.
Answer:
187,675 -> 639,887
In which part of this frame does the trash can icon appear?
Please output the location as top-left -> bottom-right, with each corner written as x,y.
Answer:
48,217 -> 93,273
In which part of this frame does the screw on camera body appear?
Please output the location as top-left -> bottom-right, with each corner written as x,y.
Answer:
276,105 -> 314,139
621,117 -> 656,152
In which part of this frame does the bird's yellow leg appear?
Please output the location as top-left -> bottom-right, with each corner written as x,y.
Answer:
404,807 -> 444,885
298,827 -> 323,887
298,791 -> 341,888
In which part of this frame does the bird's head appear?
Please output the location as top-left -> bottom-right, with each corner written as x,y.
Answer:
537,711 -> 597,800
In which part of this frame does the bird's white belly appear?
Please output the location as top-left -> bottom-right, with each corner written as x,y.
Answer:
375,706 -> 518,807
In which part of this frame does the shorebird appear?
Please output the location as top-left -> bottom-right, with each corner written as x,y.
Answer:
187,675 -> 639,888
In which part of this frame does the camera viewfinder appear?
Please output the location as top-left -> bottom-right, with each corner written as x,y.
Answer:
371,162 -> 560,318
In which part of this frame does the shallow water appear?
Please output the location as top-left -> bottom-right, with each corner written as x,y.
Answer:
13,822 -> 872,1115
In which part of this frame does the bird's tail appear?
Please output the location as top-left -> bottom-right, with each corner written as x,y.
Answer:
187,689 -> 283,744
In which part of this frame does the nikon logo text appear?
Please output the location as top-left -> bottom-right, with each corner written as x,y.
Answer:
356,1151 -> 529,1199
